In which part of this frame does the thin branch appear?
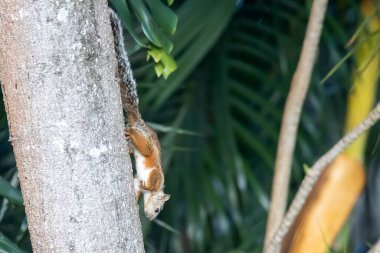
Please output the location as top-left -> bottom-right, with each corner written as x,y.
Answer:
264,0 -> 329,248
265,102 -> 380,253
369,239 -> 380,253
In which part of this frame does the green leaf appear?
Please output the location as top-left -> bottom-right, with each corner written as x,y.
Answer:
145,0 -> 178,35
303,164 -> 311,174
142,0 -> 235,109
230,98 -> 278,141
121,0 -> 362,251
320,45 -> 357,84
160,52 -> 177,78
229,80 -> 282,121
347,6 -> 379,46
154,62 -> 164,77
153,219 -> 180,235
232,120 -> 274,168
148,122 -> 202,136
129,0 -> 173,52
320,29 -> 380,84
241,161 -> 270,210
147,46 -> 177,78
147,46 -> 165,62
0,176 -> 23,205
109,0 -> 148,48
0,232 -> 26,253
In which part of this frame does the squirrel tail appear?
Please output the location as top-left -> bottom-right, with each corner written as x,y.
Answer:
110,9 -> 141,125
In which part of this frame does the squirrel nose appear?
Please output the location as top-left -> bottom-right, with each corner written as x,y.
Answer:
145,212 -> 155,220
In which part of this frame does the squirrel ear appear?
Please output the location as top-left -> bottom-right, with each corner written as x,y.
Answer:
161,194 -> 170,202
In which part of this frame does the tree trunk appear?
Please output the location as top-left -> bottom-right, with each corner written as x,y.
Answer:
0,1 -> 144,252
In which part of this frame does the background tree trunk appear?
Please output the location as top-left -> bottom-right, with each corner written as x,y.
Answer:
0,0 -> 144,252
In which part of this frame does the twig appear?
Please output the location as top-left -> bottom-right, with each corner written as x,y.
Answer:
368,239 -> 380,253
265,102 -> 380,253
264,0 -> 329,248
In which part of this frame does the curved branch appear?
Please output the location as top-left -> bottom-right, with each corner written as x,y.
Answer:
264,0 -> 329,248
369,239 -> 380,253
265,102 -> 380,253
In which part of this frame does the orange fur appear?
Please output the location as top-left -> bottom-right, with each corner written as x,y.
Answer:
146,168 -> 162,192
111,9 -> 169,220
126,127 -> 161,169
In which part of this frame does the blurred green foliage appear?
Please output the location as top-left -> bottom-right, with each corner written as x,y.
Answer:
0,0 -> 379,252
109,0 -> 178,78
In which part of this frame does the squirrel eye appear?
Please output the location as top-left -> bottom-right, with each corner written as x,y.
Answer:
154,208 -> 159,213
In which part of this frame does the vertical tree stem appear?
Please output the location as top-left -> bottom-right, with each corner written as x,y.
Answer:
264,0 -> 329,249
0,1 -> 144,252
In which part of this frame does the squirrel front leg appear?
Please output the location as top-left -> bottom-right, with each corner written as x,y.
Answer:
125,126 -> 153,157
134,178 -> 142,200
111,9 -> 168,220
125,131 -> 135,155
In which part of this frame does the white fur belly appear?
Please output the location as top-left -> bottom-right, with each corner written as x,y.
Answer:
134,149 -> 151,181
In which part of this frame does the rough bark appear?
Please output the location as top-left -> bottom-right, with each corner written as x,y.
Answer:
264,0 -> 329,249
0,1 -> 144,252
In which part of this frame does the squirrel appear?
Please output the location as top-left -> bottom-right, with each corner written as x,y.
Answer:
109,9 -> 170,220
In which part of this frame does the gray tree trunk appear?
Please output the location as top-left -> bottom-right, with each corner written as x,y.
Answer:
0,0 -> 144,252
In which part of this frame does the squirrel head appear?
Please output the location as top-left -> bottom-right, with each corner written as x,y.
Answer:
144,191 -> 170,220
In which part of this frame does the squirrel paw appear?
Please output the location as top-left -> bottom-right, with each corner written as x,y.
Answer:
140,180 -> 149,191
125,128 -> 131,138
134,178 -> 141,200
124,128 -> 135,154
127,140 -> 135,154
